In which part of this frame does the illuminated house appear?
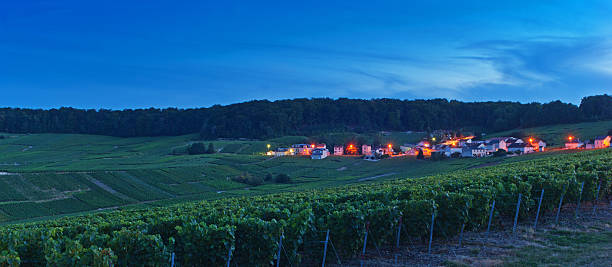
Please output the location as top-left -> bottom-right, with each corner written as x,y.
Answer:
291,144 -> 312,155
594,136 -> 611,149
333,146 -> 344,155
311,148 -> 330,159
274,148 -> 294,156
361,145 -> 372,155
345,144 -> 359,155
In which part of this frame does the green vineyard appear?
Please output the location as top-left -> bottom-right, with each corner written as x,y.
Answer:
0,149 -> 610,266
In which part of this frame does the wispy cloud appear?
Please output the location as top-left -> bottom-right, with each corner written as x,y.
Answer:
458,36 -> 612,87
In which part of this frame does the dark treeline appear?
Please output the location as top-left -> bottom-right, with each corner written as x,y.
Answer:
0,108 -> 209,137
0,94 -> 610,139
201,94 -> 612,138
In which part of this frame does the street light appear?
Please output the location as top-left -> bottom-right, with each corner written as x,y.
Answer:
267,144 -> 271,150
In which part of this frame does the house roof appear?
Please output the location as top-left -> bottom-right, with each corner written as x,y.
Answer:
508,143 -> 531,148
465,143 -> 485,148
595,136 -> 611,141
312,148 -> 328,155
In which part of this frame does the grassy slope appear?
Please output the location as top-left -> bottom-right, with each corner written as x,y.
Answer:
487,120 -> 612,147
0,120 -> 609,224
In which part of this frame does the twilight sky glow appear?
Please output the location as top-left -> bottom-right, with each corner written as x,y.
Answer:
1,1 -> 611,109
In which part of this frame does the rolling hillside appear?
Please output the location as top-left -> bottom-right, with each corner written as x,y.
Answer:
0,132 -> 492,223
0,120 -> 609,223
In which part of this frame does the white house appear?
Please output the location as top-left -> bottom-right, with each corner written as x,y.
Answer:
594,136 -> 611,149
462,143 -> 487,158
508,143 -> 534,154
361,145 -> 372,155
333,146 -> 344,155
311,148 -> 330,159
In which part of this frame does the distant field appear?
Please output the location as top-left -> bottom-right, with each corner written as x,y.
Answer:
0,122 -> 604,223
487,120 -> 612,147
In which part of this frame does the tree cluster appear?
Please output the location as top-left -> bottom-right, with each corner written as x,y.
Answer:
187,143 -> 215,155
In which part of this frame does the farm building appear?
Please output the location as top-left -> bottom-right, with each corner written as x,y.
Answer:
333,146 -> 343,155
508,143 -> 535,154
311,148 -> 330,159
594,136 -> 611,148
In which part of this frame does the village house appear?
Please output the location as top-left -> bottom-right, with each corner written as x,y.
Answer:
345,144 -> 359,155
417,140 -> 431,148
484,139 -> 505,154
585,141 -> 595,149
333,146 -> 344,156
311,148 -> 330,159
504,137 -> 524,147
508,143 -> 534,154
442,145 -> 463,157
594,136 -> 611,149
461,143 -> 487,158
486,138 -> 507,151
535,140 -> 547,152
361,145 -> 372,155
400,144 -> 414,153
374,147 -> 388,156
565,139 -> 582,149
274,148 -> 294,156
291,144 -> 312,155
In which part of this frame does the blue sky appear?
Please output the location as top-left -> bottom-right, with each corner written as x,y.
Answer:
1,1 -> 611,109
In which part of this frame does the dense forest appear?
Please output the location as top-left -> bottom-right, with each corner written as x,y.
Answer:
0,94 -> 610,139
